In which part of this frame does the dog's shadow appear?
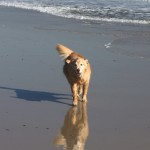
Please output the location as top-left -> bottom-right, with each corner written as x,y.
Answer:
0,87 -> 72,106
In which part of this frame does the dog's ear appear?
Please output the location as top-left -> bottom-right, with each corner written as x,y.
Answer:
84,59 -> 89,64
66,59 -> 71,64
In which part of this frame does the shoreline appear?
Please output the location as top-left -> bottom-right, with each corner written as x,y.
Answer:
0,6 -> 150,150
1,2 -> 150,25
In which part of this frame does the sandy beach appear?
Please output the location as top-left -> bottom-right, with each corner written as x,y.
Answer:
0,6 -> 150,150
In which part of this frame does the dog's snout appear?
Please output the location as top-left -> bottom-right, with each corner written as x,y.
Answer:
77,68 -> 80,73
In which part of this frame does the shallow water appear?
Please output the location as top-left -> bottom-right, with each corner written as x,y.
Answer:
0,0 -> 150,24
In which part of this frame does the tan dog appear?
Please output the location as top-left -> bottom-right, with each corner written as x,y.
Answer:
56,44 -> 91,106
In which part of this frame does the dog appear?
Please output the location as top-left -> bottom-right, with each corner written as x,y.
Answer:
56,44 -> 91,106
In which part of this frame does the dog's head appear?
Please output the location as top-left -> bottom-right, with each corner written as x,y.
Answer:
66,58 -> 88,77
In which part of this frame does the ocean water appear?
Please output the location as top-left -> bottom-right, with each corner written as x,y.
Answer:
0,0 -> 150,24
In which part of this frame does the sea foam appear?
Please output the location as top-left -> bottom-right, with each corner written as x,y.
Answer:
0,1 -> 150,25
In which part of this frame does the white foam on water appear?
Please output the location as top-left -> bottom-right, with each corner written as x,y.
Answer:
0,1 -> 150,25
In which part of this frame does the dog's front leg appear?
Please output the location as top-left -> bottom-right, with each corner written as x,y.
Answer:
77,85 -> 83,100
71,83 -> 78,106
82,82 -> 89,102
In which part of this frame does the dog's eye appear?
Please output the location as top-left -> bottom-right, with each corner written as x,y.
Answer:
80,64 -> 83,66
74,64 -> 77,67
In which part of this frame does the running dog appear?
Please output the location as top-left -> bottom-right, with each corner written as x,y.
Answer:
56,44 -> 91,106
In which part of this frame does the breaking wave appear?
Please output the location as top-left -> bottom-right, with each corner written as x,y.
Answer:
0,0 -> 150,25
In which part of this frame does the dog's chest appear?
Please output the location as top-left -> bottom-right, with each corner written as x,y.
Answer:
78,79 -> 85,85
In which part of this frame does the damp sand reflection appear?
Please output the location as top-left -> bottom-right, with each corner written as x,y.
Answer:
54,102 -> 89,150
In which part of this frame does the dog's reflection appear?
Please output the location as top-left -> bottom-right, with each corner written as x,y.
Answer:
54,102 -> 89,150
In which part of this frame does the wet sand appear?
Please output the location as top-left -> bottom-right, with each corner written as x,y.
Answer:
0,6 -> 150,150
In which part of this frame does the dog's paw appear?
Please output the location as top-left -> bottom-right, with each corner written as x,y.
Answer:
82,97 -> 87,103
72,100 -> 78,106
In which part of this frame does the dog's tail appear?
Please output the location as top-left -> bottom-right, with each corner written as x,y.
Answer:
56,44 -> 73,60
